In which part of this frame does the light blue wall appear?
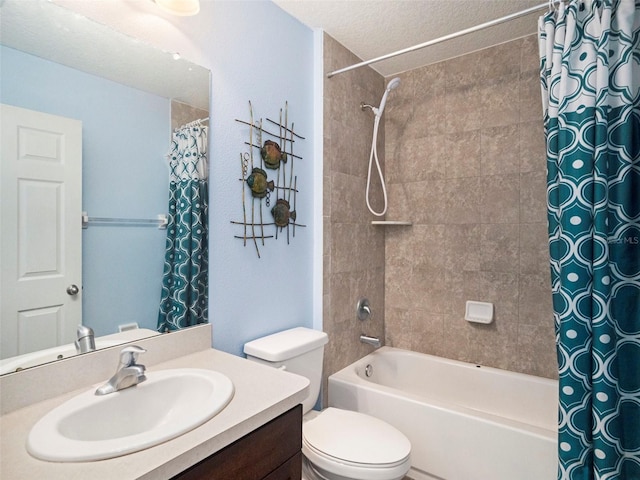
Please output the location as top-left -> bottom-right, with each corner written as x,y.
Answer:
1,46 -> 169,336
203,1 -> 316,356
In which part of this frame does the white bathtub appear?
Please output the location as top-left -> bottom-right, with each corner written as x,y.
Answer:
328,347 -> 558,480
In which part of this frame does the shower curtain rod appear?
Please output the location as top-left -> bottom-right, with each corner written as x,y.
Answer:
327,1 -> 555,78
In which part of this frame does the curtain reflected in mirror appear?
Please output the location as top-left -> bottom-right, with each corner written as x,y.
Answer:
158,120 -> 209,331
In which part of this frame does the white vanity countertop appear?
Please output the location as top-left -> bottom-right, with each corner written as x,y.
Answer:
0,348 -> 309,479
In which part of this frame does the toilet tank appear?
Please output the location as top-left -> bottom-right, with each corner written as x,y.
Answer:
244,327 -> 328,413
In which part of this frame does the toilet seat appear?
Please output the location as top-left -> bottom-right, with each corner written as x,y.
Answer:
302,408 -> 411,480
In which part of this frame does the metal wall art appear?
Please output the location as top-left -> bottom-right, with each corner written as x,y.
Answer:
232,101 -> 305,258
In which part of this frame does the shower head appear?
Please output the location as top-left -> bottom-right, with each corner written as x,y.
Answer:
386,77 -> 401,91
377,77 -> 401,117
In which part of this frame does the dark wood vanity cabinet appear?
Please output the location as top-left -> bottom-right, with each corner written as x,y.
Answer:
172,405 -> 302,480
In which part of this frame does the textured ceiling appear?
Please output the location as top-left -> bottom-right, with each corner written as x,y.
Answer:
274,0 -> 546,77
0,0 -> 210,110
1,0 -> 548,90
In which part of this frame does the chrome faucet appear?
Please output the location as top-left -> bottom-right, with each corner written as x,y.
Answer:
95,345 -> 147,396
360,334 -> 382,348
74,325 -> 96,354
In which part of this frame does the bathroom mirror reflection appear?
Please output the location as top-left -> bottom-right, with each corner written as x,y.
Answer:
0,0 -> 211,374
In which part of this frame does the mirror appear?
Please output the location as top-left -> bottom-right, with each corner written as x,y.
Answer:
0,0 -> 211,373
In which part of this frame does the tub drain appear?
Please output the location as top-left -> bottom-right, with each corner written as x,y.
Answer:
364,364 -> 373,377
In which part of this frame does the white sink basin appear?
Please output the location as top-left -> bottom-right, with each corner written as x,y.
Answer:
27,368 -> 234,462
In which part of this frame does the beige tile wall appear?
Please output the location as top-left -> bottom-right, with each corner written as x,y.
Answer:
322,33 -> 557,386
322,34 -> 387,402
384,35 -> 557,378
171,99 -> 209,131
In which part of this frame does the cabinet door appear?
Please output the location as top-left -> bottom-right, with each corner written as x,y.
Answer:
262,452 -> 302,480
173,405 -> 302,480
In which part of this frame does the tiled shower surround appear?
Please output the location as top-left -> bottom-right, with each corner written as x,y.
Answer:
322,33 -> 387,403
323,33 -> 557,397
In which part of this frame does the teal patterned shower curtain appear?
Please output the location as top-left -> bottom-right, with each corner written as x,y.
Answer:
157,122 -> 208,332
539,0 -> 639,478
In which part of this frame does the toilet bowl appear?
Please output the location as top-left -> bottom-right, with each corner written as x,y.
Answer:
244,327 -> 411,480
302,408 -> 410,480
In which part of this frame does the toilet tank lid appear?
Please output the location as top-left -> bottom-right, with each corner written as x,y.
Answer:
244,327 -> 328,362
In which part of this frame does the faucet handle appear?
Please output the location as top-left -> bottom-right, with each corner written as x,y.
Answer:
118,345 -> 146,367
356,298 -> 372,321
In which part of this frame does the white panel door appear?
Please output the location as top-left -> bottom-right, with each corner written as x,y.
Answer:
1,104 -> 82,359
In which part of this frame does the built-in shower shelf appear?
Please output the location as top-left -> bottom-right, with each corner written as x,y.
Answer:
371,221 -> 412,226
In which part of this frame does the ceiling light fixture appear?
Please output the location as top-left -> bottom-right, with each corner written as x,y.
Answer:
154,0 -> 200,16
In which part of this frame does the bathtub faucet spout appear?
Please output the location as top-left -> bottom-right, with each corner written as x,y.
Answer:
360,334 -> 382,348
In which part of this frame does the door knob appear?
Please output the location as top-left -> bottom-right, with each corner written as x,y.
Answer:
66,284 -> 79,296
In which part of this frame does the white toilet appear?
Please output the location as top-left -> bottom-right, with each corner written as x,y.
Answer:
244,327 -> 411,480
